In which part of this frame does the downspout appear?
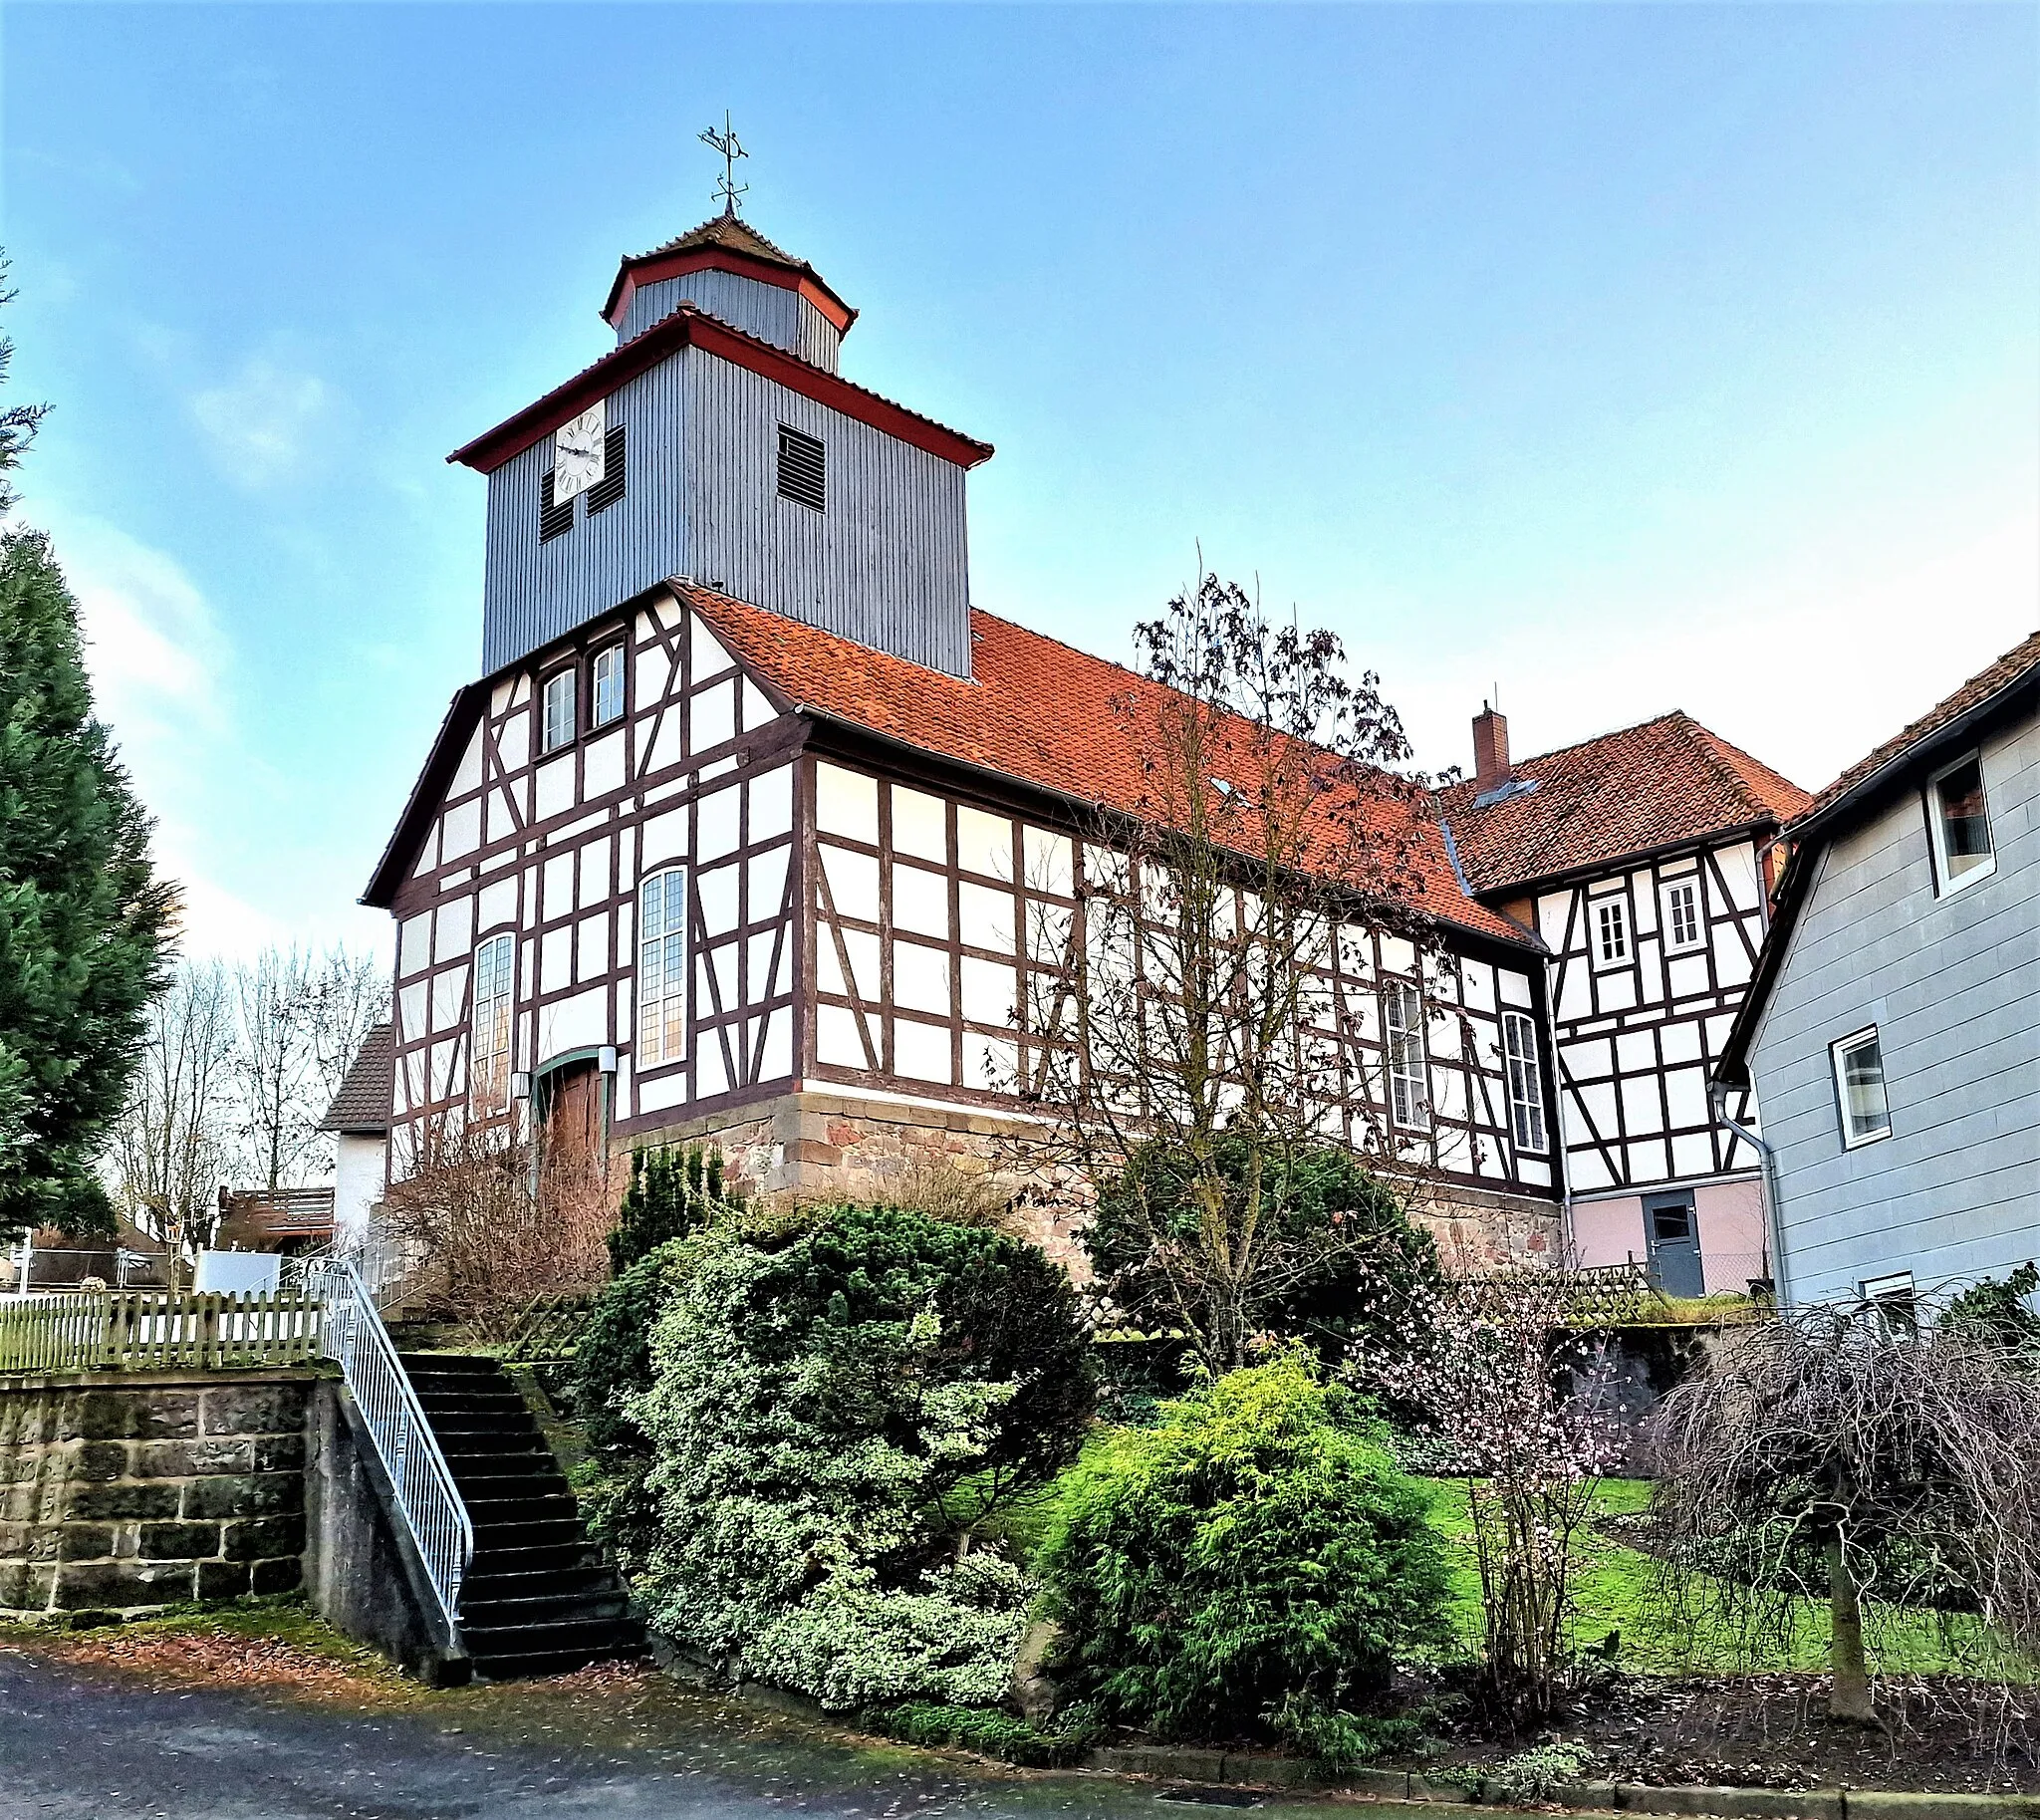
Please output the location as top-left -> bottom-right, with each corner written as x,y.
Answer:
1710,1081 -> 1789,1308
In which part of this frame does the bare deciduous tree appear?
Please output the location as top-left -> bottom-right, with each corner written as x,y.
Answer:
1011,571 -> 1464,1374
381,1117 -> 615,1341
1651,1306 -> 2040,1726
106,945 -> 387,1249
232,947 -> 382,1191
108,960 -> 238,1253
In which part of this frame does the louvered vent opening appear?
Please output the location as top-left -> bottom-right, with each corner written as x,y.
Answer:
539,469 -> 574,543
585,425 -> 628,516
777,424 -> 826,513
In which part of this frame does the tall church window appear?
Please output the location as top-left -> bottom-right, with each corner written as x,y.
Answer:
542,669 -> 577,754
1383,981 -> 1428,1131
592,645 -> 625,728
638,867 -> 689,1067
1501,1010 -> 1547,1154
470,934 -> 515,1115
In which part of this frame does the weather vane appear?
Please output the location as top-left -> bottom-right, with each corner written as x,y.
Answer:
699,112 -> 748,216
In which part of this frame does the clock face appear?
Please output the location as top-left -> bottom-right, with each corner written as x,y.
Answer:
553,402 -> 607,503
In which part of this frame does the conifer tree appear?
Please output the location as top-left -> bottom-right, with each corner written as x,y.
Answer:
0,260 -> 175,1239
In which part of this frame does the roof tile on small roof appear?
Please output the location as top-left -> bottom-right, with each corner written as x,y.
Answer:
679,584 -> 1528,947
633,212 -> 808,270
1799,629 -> 2040,826
1440,711 -> 1812,896
320,1024 -> 393,1135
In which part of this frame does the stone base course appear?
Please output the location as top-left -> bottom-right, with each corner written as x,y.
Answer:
639,1086 -> 1563,1280
0,1369 -> 319,1619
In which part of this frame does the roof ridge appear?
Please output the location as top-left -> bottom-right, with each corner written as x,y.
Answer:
1504,708 -> 1691,775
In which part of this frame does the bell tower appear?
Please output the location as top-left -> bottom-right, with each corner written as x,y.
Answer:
601,214 -> 857,374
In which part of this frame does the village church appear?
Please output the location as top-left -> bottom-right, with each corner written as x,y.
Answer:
362,205 -> 1808,1288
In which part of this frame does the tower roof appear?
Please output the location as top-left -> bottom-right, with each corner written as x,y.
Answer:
602,212 -> 857,336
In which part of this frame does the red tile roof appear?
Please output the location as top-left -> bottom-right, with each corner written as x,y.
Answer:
1439,711 -> 1812,896
1800,629 -> 2040,826
680,584 -> 1528,947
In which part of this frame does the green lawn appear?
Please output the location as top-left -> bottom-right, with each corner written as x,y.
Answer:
1420,1476 -> 2018,1679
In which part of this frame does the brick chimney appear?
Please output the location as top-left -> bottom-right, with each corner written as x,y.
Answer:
1472,702 -> 1510,795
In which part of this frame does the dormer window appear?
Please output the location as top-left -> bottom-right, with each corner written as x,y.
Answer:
542,668 -> 577,754
777,424 -> 826,512
1925,752 -> 1995,896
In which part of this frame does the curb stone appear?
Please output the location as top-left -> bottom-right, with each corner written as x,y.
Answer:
1086,1748 -> 2039,1820
640,1654 -> 2037,1820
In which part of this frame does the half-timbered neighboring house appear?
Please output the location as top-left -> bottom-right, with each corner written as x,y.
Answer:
362,211 -> 1572,1275
1439,707 -> 1812,1295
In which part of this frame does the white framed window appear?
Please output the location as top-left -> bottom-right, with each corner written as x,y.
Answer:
591,645 -> 626,729
1383,981 -> 1428,1131
541,668 -> 577,754
1861,1269 -> 1917,1331
1501,1010 -> 1547,1154
469,933 -> 515,1115
1661,877 -> 1703,951
1925,751 -> 1995,896
1592,895 -> 1630,968
638,867 -> 688,1067
1830,1026 -> 1892,1149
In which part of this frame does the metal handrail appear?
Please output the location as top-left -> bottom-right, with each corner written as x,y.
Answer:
300,1255 -> 472,1629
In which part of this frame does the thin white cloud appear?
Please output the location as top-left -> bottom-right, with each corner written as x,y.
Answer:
33,512 -> 272,957
191,355 -> 334,487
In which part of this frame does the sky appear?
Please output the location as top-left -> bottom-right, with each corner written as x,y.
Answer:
5,3 -> 2036,963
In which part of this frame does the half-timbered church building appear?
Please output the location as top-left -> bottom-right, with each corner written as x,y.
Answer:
363,208 -> 1810,1286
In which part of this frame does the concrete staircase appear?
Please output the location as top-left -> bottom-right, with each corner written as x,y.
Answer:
399,1353 -> 645,1680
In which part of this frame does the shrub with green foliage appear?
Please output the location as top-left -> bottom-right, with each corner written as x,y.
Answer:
868,1697 -> 1101,1767
1037,1351 -> 1449,1756
1941,1263 -> 2040,1357
628,1201 -> 1096,1710
607,1144 -> 743,1275
1087,1140 -> 1440,1365
575,1236 -> 696,1456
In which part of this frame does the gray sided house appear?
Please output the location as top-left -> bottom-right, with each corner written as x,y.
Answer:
1717,631 -> 2040,1309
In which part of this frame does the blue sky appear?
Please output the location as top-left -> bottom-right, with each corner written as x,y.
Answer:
6,4 -> 2035,959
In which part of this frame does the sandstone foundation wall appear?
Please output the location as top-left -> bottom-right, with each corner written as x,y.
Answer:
0,1368 -> 318,1619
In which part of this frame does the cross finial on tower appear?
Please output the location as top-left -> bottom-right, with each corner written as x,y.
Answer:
699,111 -> 749,216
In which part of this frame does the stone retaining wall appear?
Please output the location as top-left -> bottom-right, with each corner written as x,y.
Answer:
0,1368 -> 320,1619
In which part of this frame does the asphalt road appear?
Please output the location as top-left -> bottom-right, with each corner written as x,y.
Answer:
0,1653 -> 1433,1820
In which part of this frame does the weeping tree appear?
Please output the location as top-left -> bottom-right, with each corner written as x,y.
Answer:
1651,1305 -> 2040,1725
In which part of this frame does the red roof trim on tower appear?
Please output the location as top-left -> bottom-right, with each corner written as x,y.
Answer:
603,244 -> 858,336
445,306 -> 993,475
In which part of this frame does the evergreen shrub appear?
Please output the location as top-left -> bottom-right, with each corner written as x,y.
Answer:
607,1144 -> 743,1275
1087,1141 -> 1441,1366
1037,1351 -> 1449,1758
629,1201 -> 1096,1710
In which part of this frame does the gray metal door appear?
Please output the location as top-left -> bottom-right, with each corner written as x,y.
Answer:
1645,1191 -> 1704,1298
